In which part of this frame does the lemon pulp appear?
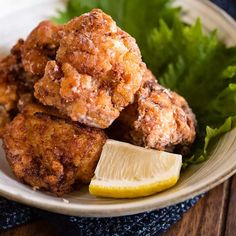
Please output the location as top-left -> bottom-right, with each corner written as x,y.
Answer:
89,140 -> 182,198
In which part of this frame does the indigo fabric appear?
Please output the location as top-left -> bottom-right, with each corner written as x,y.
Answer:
0,198 -> 34,230
44,195 -> 203,236
211,0 -> 236,18
0,1 -> 235,235
0,195 -> 203,235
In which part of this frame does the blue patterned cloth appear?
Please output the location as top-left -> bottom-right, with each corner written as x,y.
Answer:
0,1 -> 235,235
212,0 -> 236,18
0,195 -> 203,235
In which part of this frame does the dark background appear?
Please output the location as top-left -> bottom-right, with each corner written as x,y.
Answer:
211,0 -> 236,18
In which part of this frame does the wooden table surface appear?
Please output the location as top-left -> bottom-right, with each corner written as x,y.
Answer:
1,175 -> 236,236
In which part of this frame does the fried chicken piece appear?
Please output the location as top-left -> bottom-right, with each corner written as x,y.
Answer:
0,40 -> 25,111
0,40 -> 29,135
0,107 -> 10,137
0,81 -> 17,112
17,92 -> 34,112
3,103 -> 106,196
34,9 -> 145,128
108,70 -> 197,154
21,21 -> 63,83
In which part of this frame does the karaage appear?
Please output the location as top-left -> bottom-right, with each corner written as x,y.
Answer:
0,40 -> 28,135
109,70 -> 197,154
34,9 -> 145,128
0,107 -> 10,137
22,20 -> 63,82
3,104 -> 106,196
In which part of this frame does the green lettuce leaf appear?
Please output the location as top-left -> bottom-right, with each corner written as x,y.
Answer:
53,0 -> 236,167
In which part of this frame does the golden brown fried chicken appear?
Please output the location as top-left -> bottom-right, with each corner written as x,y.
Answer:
0,29 -> 59,135
0,107 -> 10,137
21,21 -> 63,82
34,9 -> 145,128
0,81 -> 17,112
0,41 -> 24,111
0,40 -> 29,135
108,70 -> 197,154
17,92 -> 34,112
3,103 -> 106,196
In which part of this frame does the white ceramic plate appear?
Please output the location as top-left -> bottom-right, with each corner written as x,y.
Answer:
0,0 -> 236,217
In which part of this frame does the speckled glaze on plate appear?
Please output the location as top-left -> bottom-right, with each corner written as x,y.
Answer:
0,0 -> 236,217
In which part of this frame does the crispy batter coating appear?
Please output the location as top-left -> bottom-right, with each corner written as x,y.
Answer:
3,104 -> 106,196
0,40 -> 25,111
21,21 -> 63,81
34,9 -> 145,128
0,40 -> 29,135
0,80 -> 17,112
0,107 -> 10,137
109,70 -> 197,154
17,92 -> 34,112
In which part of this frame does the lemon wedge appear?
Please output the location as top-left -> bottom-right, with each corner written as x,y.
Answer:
89,140 -> 182,198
